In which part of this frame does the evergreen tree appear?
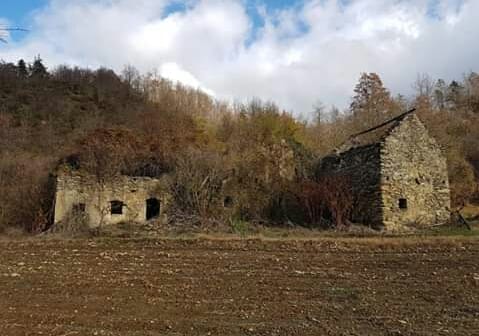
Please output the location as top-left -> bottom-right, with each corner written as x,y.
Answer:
30,55 -> 48,78
350,72 -> 394,129
17,59 -> 28,78
433,79 -> 447,110
444,80 -> 464,110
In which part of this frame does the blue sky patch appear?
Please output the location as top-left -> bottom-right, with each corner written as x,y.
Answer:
1,0 -> 47,25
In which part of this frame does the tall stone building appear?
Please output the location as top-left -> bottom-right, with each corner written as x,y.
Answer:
318,111 -> 451,231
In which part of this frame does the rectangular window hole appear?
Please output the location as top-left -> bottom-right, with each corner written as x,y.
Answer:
224,196 -> 234,208
399,198 -> 408,210
110,200 -> 124,215
72,203 -> 86,214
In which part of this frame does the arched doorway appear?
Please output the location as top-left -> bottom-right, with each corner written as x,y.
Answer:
146,198 -> 160,220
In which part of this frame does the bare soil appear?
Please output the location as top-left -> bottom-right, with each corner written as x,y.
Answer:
1,237 -> 478,335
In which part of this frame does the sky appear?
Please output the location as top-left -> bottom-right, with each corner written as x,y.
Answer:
1,0 -> 478,116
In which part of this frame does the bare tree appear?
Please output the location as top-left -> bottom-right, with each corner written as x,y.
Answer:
312,100 -> 325,126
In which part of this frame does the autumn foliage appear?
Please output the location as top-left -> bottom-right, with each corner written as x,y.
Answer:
296,175 -> 353,228
0,57 -> 478,233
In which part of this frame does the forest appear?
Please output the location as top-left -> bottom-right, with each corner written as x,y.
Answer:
0,57 -> 478,233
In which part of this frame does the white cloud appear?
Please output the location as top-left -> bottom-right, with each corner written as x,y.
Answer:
160,62 -> 215,96
0,18 -> 12,42
0,0 -> 478,115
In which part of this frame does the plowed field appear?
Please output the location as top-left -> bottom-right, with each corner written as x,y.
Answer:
1,238 -> 478,335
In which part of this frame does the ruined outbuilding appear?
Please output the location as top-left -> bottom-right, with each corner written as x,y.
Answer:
54,167 -> 169,228
318,110 -> 451,231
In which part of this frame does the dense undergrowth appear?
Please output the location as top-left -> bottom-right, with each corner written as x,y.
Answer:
1,57 -> 478,234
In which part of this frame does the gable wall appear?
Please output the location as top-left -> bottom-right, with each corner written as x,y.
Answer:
380,115 -> 450,230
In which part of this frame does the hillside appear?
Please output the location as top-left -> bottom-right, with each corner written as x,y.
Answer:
0,57 -> 478,233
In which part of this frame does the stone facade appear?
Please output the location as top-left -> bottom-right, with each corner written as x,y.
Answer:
320,144 -> 383,226
380,114 -> 450,230
319,113 -> 451,231
54,167 -> 170,228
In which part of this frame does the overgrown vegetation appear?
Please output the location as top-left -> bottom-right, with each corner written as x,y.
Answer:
0,57 -> 478,233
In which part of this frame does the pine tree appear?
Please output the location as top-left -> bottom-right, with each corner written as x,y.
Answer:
17,59 -> 28,78
433,79 -> 447,110
350,72 -> 393,129
30,55 -> 48,78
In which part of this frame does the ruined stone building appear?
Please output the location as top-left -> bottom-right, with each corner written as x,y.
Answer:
54,167 -> 169,228
318,110 -> 451,231
53,110 -> 450,232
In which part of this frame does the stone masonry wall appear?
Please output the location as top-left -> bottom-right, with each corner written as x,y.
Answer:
380,114 -> 451,231
54,169 -> 169,228
319,144 -> 383,227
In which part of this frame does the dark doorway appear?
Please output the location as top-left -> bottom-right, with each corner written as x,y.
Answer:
146,198 -> 160,220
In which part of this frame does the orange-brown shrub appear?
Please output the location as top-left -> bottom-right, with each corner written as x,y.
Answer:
296,175 -> 353,228
0,152 -> 55,233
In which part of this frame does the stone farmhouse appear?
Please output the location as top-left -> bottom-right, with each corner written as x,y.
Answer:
53,110 -> 451,232
53,167 -> 169,228
318,110 -> 451,231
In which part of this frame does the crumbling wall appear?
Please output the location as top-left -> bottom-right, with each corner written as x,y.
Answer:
319,144 -> 383,227
54,168 -> 169,228
380,114 -> 451,230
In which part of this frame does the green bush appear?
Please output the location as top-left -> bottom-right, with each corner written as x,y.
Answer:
229,218 -> 250,237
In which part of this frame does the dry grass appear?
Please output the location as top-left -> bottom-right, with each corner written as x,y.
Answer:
462,203 -> 479,220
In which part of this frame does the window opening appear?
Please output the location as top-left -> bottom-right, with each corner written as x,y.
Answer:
72,203 -> 86,214
110,200 -> 124,215
224,196 -> 234,208
399,198 -> 408,210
